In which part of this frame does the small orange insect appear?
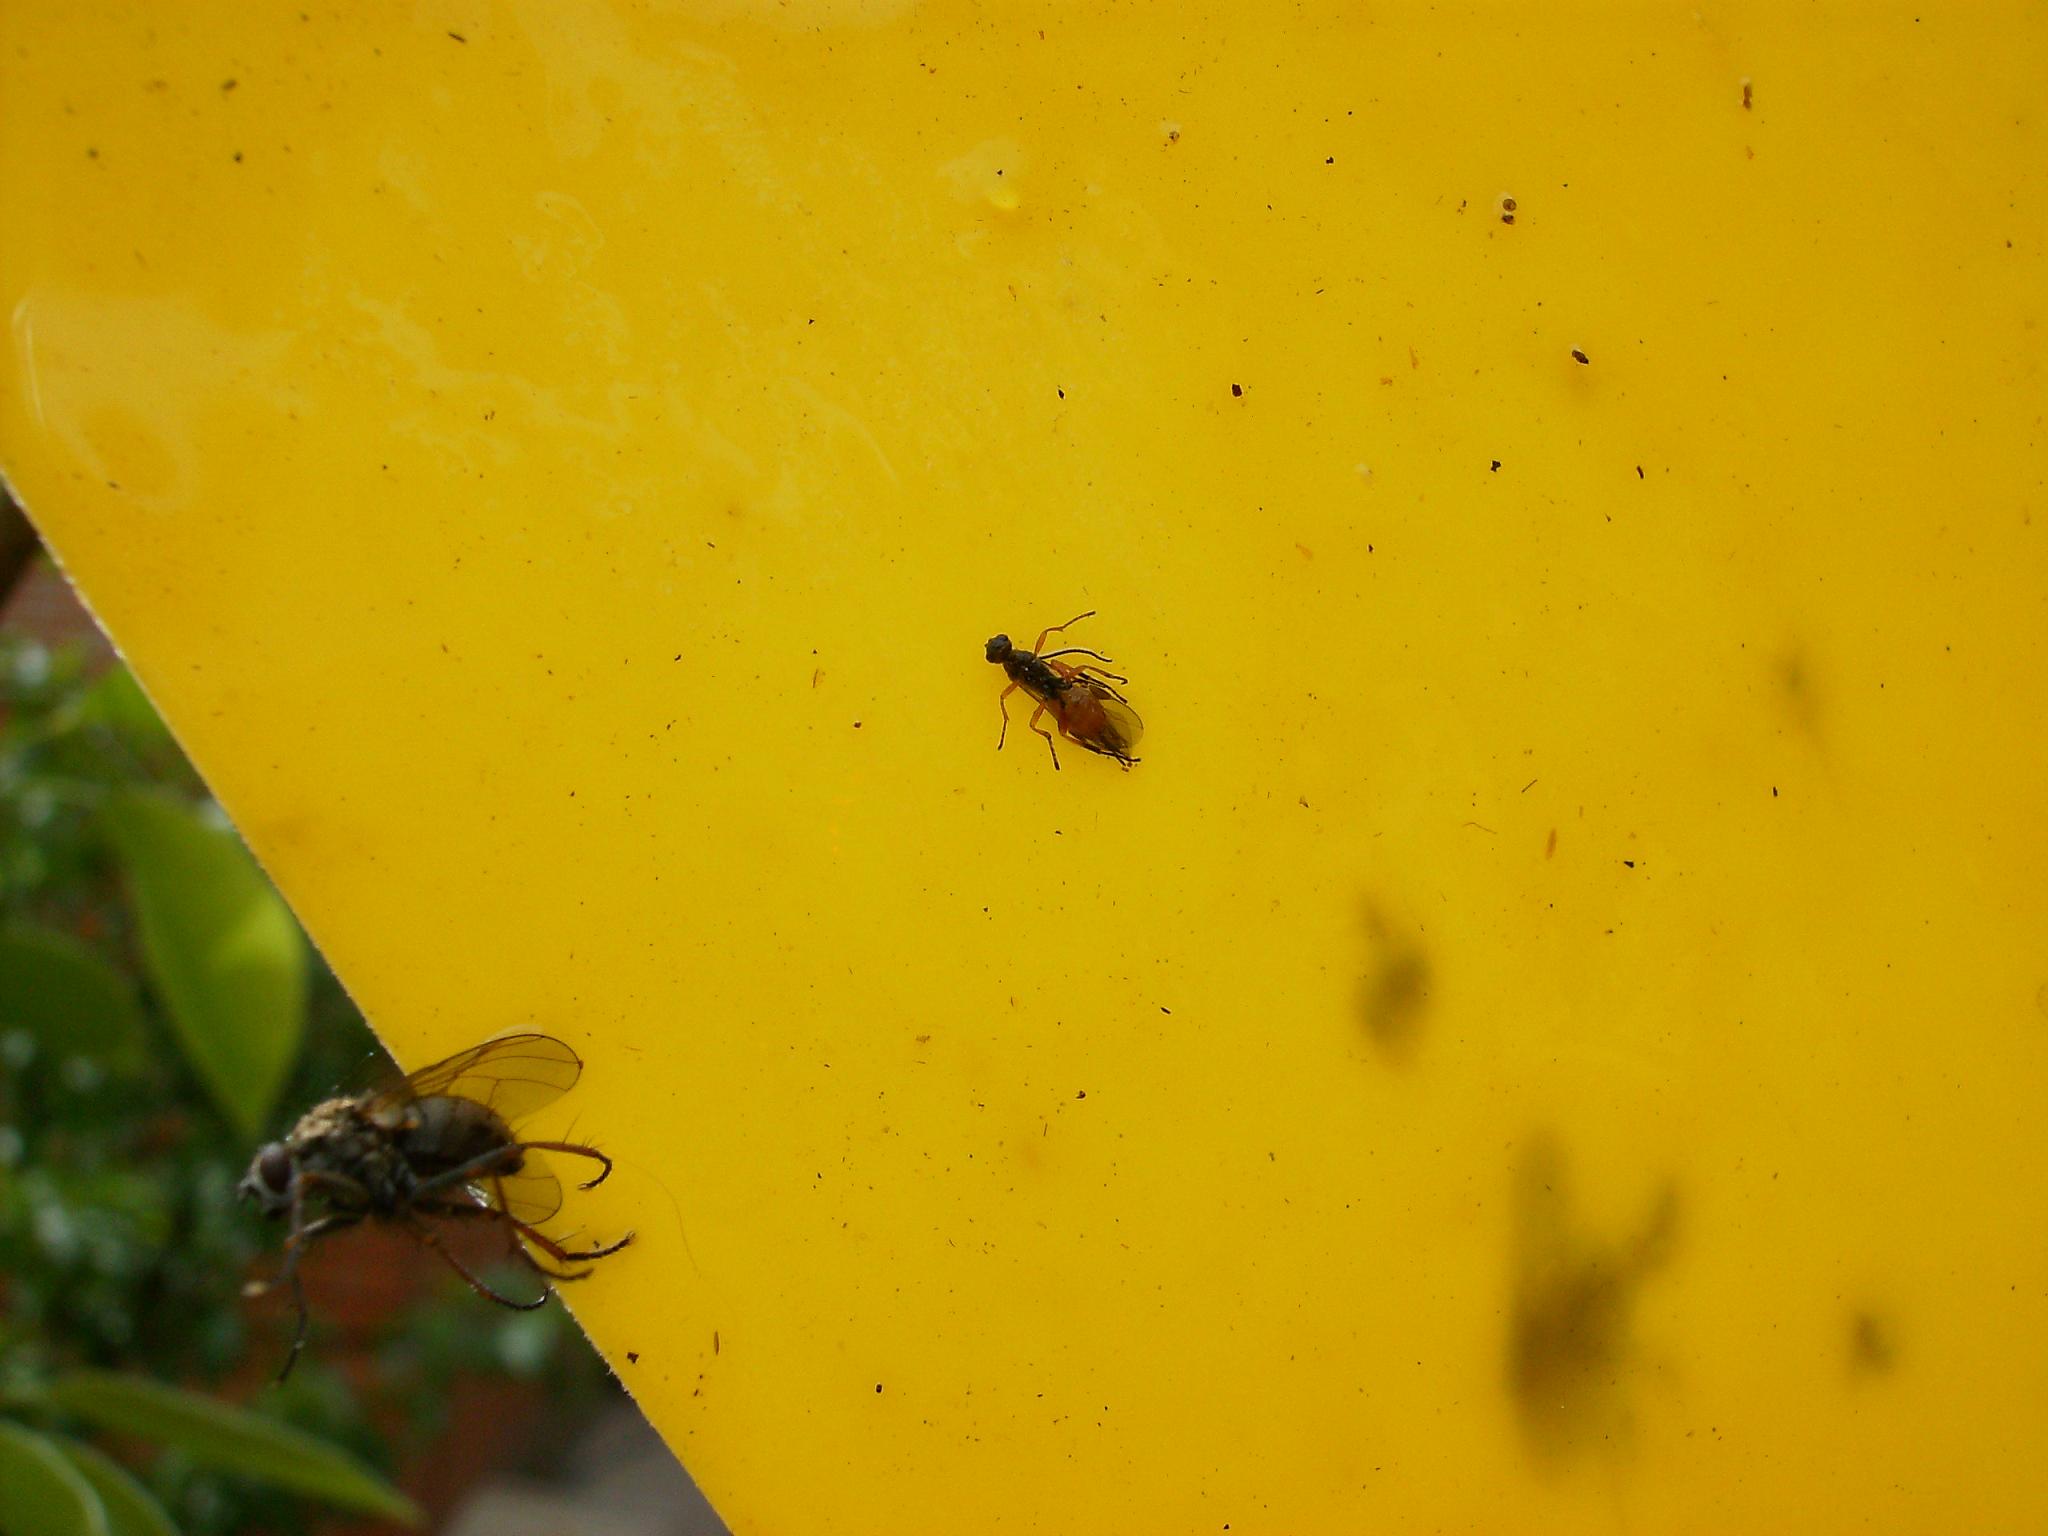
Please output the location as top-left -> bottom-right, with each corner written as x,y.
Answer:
984,611 -> 1144,770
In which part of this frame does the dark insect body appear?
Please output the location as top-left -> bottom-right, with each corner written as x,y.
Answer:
239,1032 -> 632,1380
984,611 -> 1144,770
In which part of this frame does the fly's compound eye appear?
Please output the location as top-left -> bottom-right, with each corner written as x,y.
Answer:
258,1144 -> 293,1192
240,1143 -> 295,1213
985,635 -> 1011,663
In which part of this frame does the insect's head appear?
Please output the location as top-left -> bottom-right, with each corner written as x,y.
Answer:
239,1142 -> 296,1216
984,634 -> 1013,664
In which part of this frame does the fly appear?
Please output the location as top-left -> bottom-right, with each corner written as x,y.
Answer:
984,611 -> 1144,770
239,1031 -> 633,1379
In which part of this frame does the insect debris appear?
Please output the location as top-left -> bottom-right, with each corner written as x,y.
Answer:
239,1031 -> 633,1380
984,611 -> 1145,771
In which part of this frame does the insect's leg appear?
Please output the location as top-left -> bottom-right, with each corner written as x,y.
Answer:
1036,646 -> 1116,666
276,1269 -> 310,1384
408,1216 -> 551,1310
995,681 -> 1019,750
411,1196 -> 493,1219
1032,611 -> 1096,653
1047,661 -> 1129,698
247,1198 -> 360,1383
1028,702 -> 1061,771
289,1168 -> 373,1207
408,1143 -> 528,1201
412,1194 -> 630,1273
513,1138 -> 614,1191
512,1217 -> 636,1274
245,1206 -> 362,1298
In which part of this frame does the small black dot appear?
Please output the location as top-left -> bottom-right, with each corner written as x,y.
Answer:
875,1383 -> 884,1393
1571,347 -> 1590,365
1490,460 -> 1502,472
1231,383 -> 1243,398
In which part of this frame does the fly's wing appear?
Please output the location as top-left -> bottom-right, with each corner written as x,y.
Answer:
365,1032 -> 583,1127
410,1145 -> 565,1228
1091,695 -> 1144,755
475,1153 -> 565,1227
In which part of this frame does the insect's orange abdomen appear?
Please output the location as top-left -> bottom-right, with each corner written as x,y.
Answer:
1058,693 -> 1107,739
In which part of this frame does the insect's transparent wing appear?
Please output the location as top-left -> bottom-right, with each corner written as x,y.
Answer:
479,1151 -> 565,1226
1094,696 -> 1144,755
367,1032 -> 583,1126
415,1146 -> 566,1227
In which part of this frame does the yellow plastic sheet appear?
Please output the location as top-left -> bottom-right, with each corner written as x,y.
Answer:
4,4 -> 2046,1531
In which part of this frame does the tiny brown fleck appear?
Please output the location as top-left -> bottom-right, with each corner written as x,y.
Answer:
1571,347 -> 1590,365
1231,382 -> 1243,398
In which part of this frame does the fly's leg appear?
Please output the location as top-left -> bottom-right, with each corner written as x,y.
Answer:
280,1270 -> 310,1384
410,1136 -> 615,1203
246,1211 -> 361,1296
1046,660 -> 1128,697
408,1215 -> 552,1309
243,1183 -> 362,1384
995,681 -> 1019,750
245,1174 -> 367,1299
413,1194 -> 633,1279
409,1143 -> 525,1203
1028,701 -> 1062,770
513,1217 -> 636,1275
513,1138 -> 616,1192
1032,611 -> 1097,653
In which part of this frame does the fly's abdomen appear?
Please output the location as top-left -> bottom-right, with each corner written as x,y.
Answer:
397,1095 -> 519,1182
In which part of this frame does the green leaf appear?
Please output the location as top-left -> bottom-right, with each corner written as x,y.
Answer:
49,1443 -> 177,1536
98,790 -> 305,1138
0,1420 -> 109,1536
0,923 -> 147,1074
75,668 -> 174,754
43,1372 -> 418,1527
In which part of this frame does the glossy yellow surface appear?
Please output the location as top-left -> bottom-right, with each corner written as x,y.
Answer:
4,4 -> 2046,1531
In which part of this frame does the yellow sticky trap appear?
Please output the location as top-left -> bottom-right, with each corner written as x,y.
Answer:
4,5 -> 2046,1531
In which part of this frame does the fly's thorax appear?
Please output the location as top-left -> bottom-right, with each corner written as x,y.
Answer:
288,1097 -> 412,1210
290,1096 -> 360,1143
1006,653 -> 1069,700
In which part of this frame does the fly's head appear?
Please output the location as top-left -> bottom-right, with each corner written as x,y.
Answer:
239,1142 -> 296,1217
984,634 -> 1014,665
